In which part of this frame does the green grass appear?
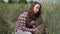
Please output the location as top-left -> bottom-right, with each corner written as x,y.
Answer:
41,2 -> 60,34
0,2 -> 60,34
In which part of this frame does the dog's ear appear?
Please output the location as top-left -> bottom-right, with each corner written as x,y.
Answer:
30,21 -> 35,25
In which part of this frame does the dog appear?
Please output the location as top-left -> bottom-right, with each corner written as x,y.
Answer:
30,21 -> 48,34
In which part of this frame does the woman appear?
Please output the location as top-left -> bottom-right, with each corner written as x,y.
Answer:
14,2 -> 47,34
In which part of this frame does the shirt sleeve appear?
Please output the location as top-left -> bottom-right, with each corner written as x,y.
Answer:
14,12 -> 36,32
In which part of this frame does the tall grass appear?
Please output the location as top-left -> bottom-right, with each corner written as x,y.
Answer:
41,2 -> 60,34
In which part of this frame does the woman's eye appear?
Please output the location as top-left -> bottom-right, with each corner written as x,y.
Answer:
36,7 -> 39,9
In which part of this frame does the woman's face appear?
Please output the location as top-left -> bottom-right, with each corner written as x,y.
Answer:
33,4 -> 40,14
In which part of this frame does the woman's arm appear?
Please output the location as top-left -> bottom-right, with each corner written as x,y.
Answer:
14,12 -> 36,32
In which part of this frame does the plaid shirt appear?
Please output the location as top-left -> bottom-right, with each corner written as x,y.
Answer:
14,11 -> 36,32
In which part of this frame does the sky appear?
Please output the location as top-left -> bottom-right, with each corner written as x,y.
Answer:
3,0 -> 40,3
3,0 -> 57,3
26,0 -> 40,2
3,0 -> 8,2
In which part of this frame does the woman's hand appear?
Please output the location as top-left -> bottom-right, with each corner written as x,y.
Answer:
35,28 -> 39,34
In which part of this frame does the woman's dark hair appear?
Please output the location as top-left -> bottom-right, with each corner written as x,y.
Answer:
29,2 -> 41,12
28,2 -> 42,20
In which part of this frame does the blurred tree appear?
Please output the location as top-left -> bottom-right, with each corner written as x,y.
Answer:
8,0 -> 13,3
18,0 -> 28,4
0,0 -> 5,3
12,0 -> 18,3
8,0 -> 18,3
29,0 -> 33,3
